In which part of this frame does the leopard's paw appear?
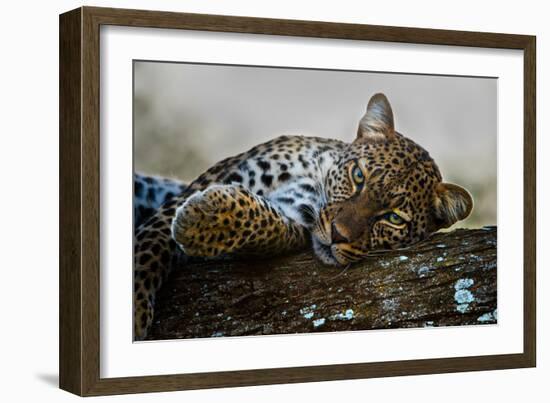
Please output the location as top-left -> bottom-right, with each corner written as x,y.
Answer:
171,185 -> 256,257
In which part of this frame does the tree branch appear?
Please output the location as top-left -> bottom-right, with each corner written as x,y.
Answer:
147,227 -> 497,340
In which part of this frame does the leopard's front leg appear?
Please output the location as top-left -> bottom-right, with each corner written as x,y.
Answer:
172,184 -> 309,257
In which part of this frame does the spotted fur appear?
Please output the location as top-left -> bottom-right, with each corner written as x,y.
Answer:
133,93 -> 473,340
134,173 -> 186,228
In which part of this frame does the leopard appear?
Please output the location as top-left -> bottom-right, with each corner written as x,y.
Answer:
133,93 -> 473,340
134,173 -> 186,229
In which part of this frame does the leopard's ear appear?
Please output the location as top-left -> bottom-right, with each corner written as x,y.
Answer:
356,93 -> 396,143
433,183 -> 474,229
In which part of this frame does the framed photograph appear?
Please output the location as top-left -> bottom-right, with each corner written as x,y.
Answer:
59,6 -> 536,396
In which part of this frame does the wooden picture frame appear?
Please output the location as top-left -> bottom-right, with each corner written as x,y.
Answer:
59,6 -> 536,396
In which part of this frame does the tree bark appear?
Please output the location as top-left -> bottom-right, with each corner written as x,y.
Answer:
147,227 -> 497,340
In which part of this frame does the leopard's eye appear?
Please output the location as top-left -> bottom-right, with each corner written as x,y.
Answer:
385,212 -> 405,226
352,165 -> 364,185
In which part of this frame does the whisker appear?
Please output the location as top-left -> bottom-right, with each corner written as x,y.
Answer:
327,264 -> 351,281
337,247 -> 363,262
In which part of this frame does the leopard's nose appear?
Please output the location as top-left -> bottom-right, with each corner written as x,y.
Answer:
331,222 -> 349,244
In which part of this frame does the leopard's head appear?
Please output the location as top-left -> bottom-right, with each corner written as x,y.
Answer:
312,93 -> 473,265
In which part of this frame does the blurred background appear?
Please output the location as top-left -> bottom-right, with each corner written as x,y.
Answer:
134,61 -> 496,229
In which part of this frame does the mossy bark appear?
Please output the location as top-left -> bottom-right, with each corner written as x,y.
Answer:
147,227 -> 497,340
